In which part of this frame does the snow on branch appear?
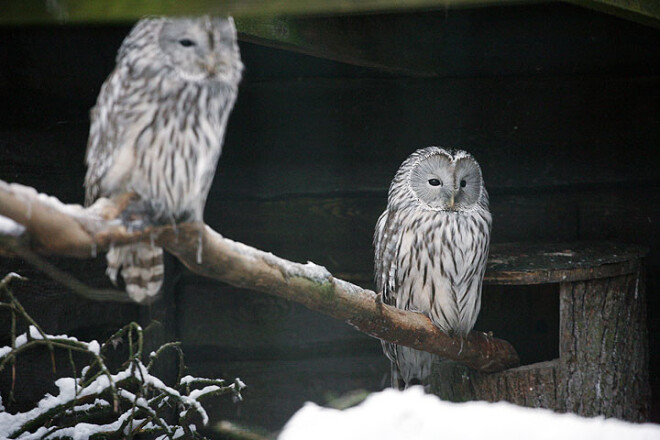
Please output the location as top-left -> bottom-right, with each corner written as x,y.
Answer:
0,180 -> 519,373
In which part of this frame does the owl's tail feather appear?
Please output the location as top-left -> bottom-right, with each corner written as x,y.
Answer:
106,244 -> 164,303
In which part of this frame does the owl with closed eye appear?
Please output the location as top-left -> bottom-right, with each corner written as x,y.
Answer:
84,16 -> 243,303
374,147 -> 492,389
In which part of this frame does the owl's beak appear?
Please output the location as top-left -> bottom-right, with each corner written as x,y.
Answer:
206,56 -> 230,78
205,56 -> 217,75
448,193 -> 455,210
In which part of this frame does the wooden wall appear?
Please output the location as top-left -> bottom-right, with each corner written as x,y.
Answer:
0,2 -> 658,431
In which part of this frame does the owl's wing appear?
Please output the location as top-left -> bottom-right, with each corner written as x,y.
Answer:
83,67 -> 125,206
374,209 -> 403,306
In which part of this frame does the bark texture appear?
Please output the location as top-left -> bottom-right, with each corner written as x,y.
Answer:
430,260 -> 650,422
558,270 -> 649,421
430,360 -> 559,409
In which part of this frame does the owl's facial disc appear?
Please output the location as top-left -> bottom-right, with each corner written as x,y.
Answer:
409,153 -> 454,210
410,153 -> 482,211
159,18 -> 240,83
452,157 -> 482,210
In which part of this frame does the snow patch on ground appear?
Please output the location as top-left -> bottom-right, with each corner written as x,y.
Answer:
279,387 -> 660,440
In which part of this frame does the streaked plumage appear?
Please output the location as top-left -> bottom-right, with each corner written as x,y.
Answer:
84,16 -> 243,303
374,147 -> 491,388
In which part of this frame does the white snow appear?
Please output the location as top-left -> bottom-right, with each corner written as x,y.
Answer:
1,327 -> 101,358
188,385 -> 221,400
224,233 -> 332,283
0,346 -> 11,358
64,399 -> 110,415
180,375 -> 196,385
1,181 -> 86,220
0,377 -> 78,439
0,358 -> 217,439
172,426 -> 185,439
0,215 -> 25,236
279,387 -> 660,440
87,340 -> 100,356
14,333 -> 28,348
0,324 -> 230,439
25,326 -> 82,345
41,409 -> 134,440
272,257 -> 332,282
235,377 -> 246,389
28,326 -> 41,339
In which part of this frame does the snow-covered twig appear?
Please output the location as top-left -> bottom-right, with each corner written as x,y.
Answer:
0,277 -> 245,440
0,180 -> 520,373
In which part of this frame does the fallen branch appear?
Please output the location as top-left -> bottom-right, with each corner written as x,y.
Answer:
0,180 -> 519,373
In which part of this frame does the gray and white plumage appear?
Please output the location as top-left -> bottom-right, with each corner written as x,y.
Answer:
374,147 -> 492,388
84,16 -> 243,303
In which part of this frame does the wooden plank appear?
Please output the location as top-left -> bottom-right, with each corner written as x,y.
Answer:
203,188 -> 655,273
485,242 -> 647,284
3,7 -> 660,97
0,257 -> 139,337
3,31 -> 659,195
178,282 -> 378,354
236,15 -> 445,76
185,354 -> 389,431
218,76 -> 660,198
578,190 -> 660,264
2,0 -> 657,30
238,4 -> 660,75
0,0 -> 535,24
565,0 -> 660,28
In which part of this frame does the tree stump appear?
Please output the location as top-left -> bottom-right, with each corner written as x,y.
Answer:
428,242 -> 650,422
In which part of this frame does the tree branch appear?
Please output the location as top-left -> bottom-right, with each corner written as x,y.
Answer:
0,180 -> 519,373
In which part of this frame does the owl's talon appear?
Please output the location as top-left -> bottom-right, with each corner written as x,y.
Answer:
119,199 -> 156,232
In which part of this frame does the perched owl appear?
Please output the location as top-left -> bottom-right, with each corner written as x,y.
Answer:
374,147 -> 492,388
84,16 -> 243,303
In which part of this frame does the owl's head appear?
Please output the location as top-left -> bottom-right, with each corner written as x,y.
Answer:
120,16 -> 243,86
159,17 -> 242,84
390,147 -> 487,212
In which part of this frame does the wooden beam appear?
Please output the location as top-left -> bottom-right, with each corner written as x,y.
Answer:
236,15 -> 446,76
564,0 -> 660,28
0,0 -> 534,24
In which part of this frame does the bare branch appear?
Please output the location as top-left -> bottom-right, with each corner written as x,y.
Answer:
0,180 -> 520,372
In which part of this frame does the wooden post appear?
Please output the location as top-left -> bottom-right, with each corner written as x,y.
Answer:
558,269 -> 649,420
428,242 -> 650,422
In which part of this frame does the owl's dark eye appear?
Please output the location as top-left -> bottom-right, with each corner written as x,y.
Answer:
428,179 -> 441,187
179,38 -> 196,47
460,179 -> 467,188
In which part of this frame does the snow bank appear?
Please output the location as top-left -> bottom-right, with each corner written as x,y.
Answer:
279,387 -> 660,440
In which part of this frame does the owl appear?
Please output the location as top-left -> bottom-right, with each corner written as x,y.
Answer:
374,147 -> 492,388
84,16 -> 243,303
